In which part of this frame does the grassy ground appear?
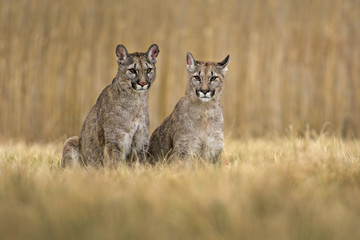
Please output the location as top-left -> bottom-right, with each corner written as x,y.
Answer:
0,137 -> 360,240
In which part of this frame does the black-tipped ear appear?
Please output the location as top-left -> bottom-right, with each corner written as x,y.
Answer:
217,55 -> 230,70
186,52 -> 197,72
147,44 -> 159,63
116,44 -> 128,64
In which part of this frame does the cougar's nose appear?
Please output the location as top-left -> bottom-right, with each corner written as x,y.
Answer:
200,88 -> 210,94
138,81 -> 147,86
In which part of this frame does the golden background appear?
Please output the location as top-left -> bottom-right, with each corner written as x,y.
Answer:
1,0 -> 359,141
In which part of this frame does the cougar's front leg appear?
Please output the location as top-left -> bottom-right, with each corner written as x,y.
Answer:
104,129 -> 132,168
131,123 -> 149,162
169,135 -> 202,162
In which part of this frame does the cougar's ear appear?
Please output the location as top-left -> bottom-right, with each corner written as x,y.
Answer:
147,44 -> 159,63
217,55 -> 230,74
186,52 -> 197,72
116,44 -> 128,64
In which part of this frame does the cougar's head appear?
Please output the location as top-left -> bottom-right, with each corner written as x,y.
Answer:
186,52 -> 229,102
115,44 -> 159,92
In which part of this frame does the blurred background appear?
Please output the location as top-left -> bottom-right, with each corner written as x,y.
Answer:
0,0 -> 359,142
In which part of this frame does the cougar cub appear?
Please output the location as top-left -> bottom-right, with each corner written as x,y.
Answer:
148,52 -> 229,163
62,44 -> 159,167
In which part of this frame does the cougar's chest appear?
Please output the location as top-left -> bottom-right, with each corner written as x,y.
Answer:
129,105 -> 147,133
197,108 -> 224,149
113,99 -> 146,131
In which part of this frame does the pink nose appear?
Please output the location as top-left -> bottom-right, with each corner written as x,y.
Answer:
200,88 -> 210,94
139,82 -> 147,86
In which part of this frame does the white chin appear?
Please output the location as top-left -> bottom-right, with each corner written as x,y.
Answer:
136,85 -> 148,91
199,97 -> 211,102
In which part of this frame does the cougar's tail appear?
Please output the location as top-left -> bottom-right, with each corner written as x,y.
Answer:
61,136 -> 83,168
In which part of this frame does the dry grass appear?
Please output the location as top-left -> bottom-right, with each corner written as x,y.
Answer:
1,0 -> 360,141
1,137 -> 360,240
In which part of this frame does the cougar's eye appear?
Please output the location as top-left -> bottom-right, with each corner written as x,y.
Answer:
128,68 -> 137,74
210,76 -> 217,82
146,68 -> 152,73
194,75 -> 201,81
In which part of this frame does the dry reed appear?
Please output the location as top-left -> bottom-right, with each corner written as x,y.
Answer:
0,0 -> 359,141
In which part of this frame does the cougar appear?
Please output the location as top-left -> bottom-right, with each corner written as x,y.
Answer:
148,52 -> 229,163
62,44 -> 159,168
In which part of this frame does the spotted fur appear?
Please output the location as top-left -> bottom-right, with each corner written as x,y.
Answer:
148,52 -> 229,163
62,44 -> 159,168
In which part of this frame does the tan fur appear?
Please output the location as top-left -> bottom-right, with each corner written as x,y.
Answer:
148,53 -> 229,163
62,44 -> 159,168
61,136 -> 84,167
